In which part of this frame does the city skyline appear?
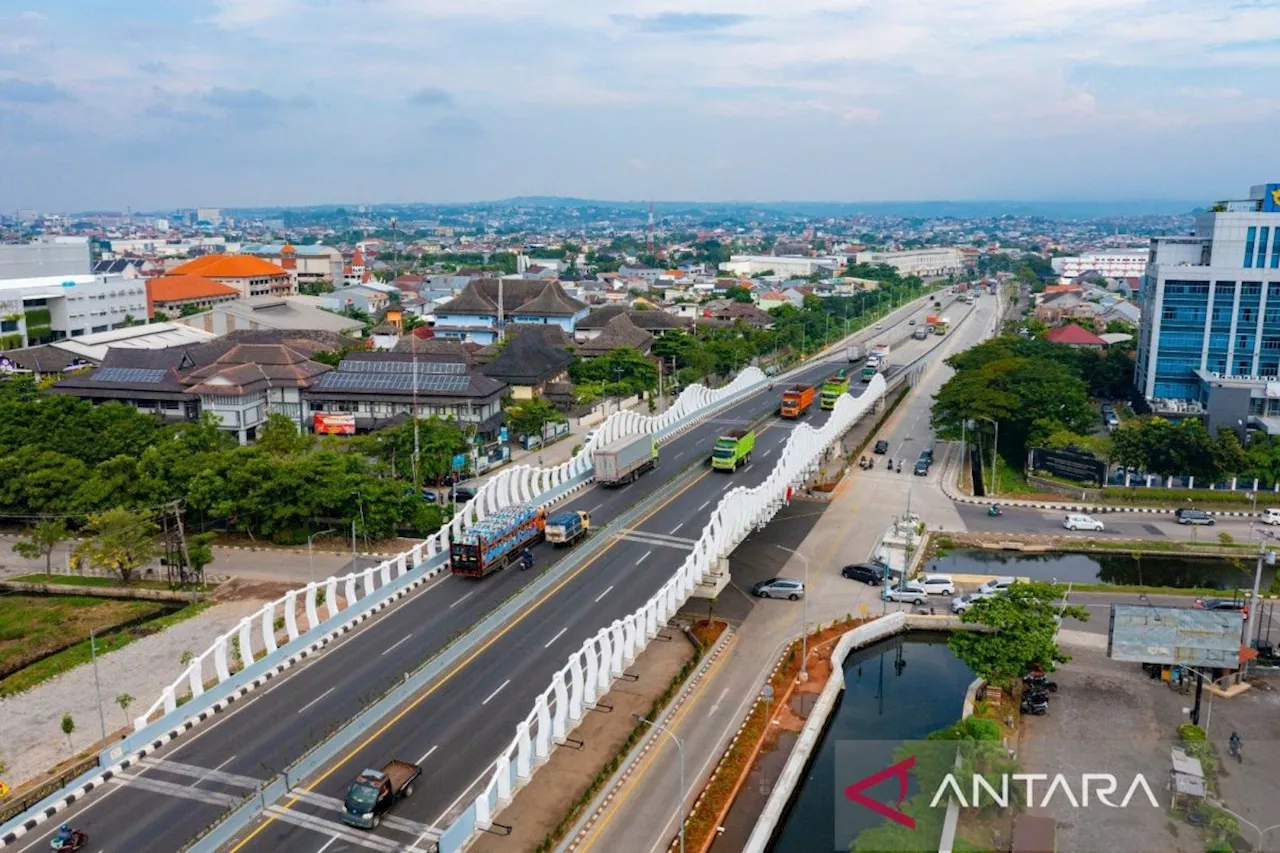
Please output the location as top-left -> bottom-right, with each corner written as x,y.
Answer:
3,0 -> 1279,209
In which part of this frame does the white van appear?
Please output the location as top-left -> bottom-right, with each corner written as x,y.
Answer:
1063,513 -> 1104,532
1263,508 -> 1280,526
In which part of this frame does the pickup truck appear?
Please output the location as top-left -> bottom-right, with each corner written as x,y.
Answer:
342,759 -> 422,829
545,510 -> 591,546
711,428 -> 754,472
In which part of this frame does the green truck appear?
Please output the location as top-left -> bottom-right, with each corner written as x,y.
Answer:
711,428 -> 755,472
820,369 -> 851,410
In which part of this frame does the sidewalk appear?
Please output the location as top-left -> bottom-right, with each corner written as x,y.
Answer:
0,597 -> 266,793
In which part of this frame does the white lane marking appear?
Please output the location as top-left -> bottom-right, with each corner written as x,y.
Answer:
482,679 -> 511,706
722,482 -> 733,492
316,838 -> 338,853
637,550 -> 652,564
449,590 -> 474,609
587,503 -> 602,514
671,522 -> 684,534
763,449 -> 773,457
698,500 -> 710,511
708,687 -> 730,715
297,686 -> 336,715
417,744 -> 438,765
595,584 -> 615,602
381,633 -> 413,656
545,627 -> 568,648
744,464 -> 754,472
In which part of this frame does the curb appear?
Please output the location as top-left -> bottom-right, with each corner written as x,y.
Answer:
216,546 -> 399,557
562,624 -> 738,852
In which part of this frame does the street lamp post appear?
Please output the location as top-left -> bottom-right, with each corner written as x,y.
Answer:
774,544 -> 810,681
633,714 -> 686,853
307,528 -> 336,585
90,628 -> 106,742
1214,806 -> 1280,853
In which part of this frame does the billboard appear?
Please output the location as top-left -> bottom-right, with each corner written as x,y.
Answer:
1108,604 -> 1244,668
313,413 -> 356,436
1263,183 -> 1280,213
1030,447 -> 1107,484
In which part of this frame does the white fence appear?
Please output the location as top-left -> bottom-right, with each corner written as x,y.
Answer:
132,368 -> 768,732
450,373 -> 888,845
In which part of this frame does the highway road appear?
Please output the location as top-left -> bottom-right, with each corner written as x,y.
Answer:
8,295 -> 960,853
956,503 -> 1267,540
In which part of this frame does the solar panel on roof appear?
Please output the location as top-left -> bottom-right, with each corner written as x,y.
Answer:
92,367 -> 167,384
316,371 -> 471,393
337,359 -> 467,375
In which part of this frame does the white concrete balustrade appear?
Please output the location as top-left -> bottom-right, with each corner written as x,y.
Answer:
132,368 -> 768,733
467,374 -> 888,836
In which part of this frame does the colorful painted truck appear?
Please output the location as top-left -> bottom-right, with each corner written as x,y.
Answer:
545,510 -> 591,547
450,503 -> 546,578
711,428 -> 755,472
779,384 -> 816,419
593,433 -> 658,486
820,369 -> 851,410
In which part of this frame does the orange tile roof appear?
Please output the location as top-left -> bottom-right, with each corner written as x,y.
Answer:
148,275 -> 241,302
168,254 -> 289,279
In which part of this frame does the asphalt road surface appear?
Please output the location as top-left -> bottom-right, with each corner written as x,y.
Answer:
957,503 -> 1267,540
8,296 -> 956,853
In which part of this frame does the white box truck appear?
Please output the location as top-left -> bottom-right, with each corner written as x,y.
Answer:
593,434 -> 658,486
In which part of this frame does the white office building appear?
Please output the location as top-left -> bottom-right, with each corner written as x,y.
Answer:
854,248 -> 962,277
0,238 -> 91,281
0,273 -> 149,348
1053,250 -> 1148,281
717,255 -> 842,278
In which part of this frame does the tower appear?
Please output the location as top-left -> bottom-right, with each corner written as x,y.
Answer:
647,202 -> 655,256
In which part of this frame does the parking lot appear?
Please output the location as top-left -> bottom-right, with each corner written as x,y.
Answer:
1018,645 -> 1280,853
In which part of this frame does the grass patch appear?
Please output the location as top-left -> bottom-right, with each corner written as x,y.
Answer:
7,574 -> 213,593
1067,582 -> 1228,597
1058,537 -> 1266,555
0,599 -> 211,699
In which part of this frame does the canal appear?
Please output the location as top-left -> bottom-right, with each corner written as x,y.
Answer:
927,548 -> 1273,591
767,635 -> 974,853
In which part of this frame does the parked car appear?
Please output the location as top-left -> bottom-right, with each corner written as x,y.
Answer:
1175,508 -> 1215,526
951,591 -> 994,613
752,578 -> 805,600
1063,513 -> 1104,531
882,581 -> 929,605
452,486 -> 477,504
1263,507 -> 1280,526
977,577 -> 1016,595
841,563 -> 885,585
921,575 -> 956,596
873,440 -> 890,455
421,490 -> 439,504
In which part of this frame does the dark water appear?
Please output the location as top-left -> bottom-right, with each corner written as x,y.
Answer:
768,635 -> 974,853
926,549 -> 1272,591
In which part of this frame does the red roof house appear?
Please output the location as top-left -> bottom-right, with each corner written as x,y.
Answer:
1046,323 -> 1106,349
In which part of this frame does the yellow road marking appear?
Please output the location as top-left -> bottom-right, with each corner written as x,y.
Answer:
228,462 -> 721,851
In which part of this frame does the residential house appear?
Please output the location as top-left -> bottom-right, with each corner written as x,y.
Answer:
1046,323 -> 1107,349
434,279 -> 588,345
756,291 -> 790,310
320,285 -> 391,316
1034,290 -> 1091,325
47,347 -> 201,422
147,275 -> 241,318
479,330 -> 572,399
92,259 -> 146,279
166,254 -> 295,300
1101,300 -> 1141,327
705,302 -> 774,329
343,249 -> 371,287
576,314 -> 653,357
303,352 -> 507,437
618,263 -> 661,283
472,325 -> 573,366
0,346 -> 92,380
573,305 -> 691,343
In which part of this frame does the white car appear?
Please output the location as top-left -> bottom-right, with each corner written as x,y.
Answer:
882,581 -> 929,605
1262,508 -> 1280,526
1063,513 -> 1104,532
921,574 -> 956,596
950,591 -> 995,613
977,576 -> 1015,596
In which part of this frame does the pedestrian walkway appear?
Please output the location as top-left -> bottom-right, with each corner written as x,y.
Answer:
0,598 -> 264,793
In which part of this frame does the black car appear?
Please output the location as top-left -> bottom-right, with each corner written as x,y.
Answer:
1175,508 -> 1215,526
421,490 -> 439,504
452,486 -> 477,504
873,440 -> 890,455
1200,598 -> 1248,616
913,458 -> 929,476
919,447 -> 934,463
841,563 -> 885,585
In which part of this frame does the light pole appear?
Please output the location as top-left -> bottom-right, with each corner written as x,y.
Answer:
633,714 -> 685,853
90,627 -> 106,742
977,417 -> 999,497
307,528 -> 336,585
774,544 -> 810,680
1246,532 -> 1276,650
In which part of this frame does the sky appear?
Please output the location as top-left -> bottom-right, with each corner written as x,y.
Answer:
2,0 -> 1279,210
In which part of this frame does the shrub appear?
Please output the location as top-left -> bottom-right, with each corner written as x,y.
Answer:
1178,723 -> 1206,742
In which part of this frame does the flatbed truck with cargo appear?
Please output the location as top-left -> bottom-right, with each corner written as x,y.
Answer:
450,503 -> 545,578
341,760 -> 422,829
545,510 -> 591,547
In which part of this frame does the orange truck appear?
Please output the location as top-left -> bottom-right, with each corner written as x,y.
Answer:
779,384 -> 816,419
926,314 -> 939,326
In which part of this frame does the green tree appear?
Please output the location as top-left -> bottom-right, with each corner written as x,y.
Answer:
503,396 -> 565,438
724,285 -> 753,303
569,347 -> 658,394
74,507 -> 160,586
1210,427 -> 1249,480
949,581 -> 1088,685
12,518 -> 71,577
115,693 -> 135,725
186,531 -> 216,578
256,412 -> 312,455
60,712 -> 75,749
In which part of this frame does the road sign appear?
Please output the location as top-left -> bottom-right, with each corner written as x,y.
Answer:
1108,604 -> 1244,668
762,684 -> 774,702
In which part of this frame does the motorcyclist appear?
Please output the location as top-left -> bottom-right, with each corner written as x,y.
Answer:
519,548 -> 535,570
1230,731 -> 1242,754
52,824 -> 77,850
989,503 -> 1001,516
896,460 -> 902,473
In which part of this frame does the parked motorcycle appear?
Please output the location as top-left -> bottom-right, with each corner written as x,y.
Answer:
1024,675 -> 1058,692
1024,689 -> 1052,704
1020,696 -> 1048,716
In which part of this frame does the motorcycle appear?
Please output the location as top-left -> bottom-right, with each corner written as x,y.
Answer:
1229,739 -> 1243,764
51,832 -> 87,853
988,505 -> 1002,517
896,460 -> 902,473
859,456 -> 870,470
1024,689 -> 1052,704
1023,675 -> 1058,692
1020,696 -> 1048,716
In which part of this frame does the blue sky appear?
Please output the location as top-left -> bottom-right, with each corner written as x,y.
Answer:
2,0 -> 1279,210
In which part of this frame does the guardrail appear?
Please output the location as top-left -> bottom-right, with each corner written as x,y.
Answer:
441,374 -> 889,852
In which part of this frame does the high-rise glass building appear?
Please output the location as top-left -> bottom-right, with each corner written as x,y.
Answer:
1136,182 -> 1280,435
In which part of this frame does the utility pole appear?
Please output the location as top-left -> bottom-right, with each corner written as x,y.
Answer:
90,628 -> 106,742
1247,537 -> 1274,650
411,332 -> 421,495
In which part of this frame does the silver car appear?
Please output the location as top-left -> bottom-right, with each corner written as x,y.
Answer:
951,591 -> 995,613
752,578 -> 805,600
882,581 -> 929,605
